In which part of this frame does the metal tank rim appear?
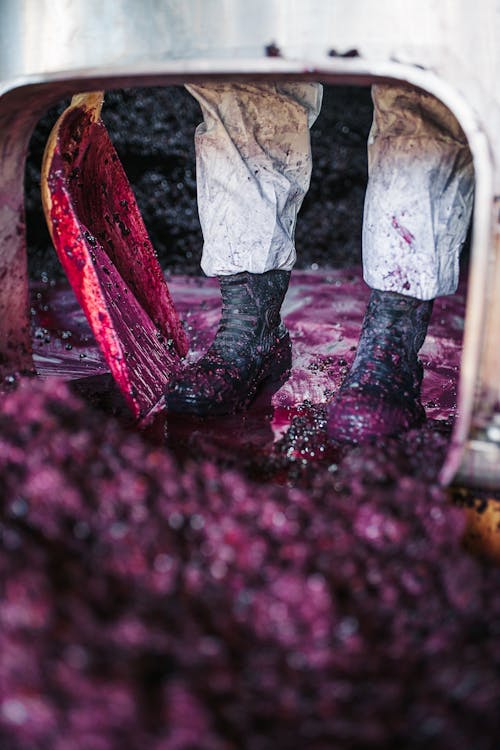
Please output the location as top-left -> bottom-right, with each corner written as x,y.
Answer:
0,55 -> 494,487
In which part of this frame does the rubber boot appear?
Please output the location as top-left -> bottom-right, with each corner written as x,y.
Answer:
165,270 -> 291,416
327,289 -> 433,443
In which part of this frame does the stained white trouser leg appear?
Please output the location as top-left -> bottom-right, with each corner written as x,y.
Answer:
363,84 -> 475,300
185,82 -> 323,277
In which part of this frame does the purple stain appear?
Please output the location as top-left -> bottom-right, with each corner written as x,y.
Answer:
392,215 -> 415,247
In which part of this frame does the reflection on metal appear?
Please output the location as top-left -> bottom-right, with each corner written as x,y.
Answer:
451,439 -> 500,491
1,0 -> 500,488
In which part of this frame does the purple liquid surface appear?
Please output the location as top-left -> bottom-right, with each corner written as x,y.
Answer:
2,269 -> 500,749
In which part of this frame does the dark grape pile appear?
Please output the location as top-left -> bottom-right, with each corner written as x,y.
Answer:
1,378 -> 500,750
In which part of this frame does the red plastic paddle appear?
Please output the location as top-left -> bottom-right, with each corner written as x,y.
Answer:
41,92 -> 188,421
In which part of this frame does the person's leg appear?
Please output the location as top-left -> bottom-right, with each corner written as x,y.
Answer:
327,83 -> 475,442
166,81 -> 322,415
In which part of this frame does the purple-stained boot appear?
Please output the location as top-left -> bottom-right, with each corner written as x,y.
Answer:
327,289 -> 434,443
165,270 -> 291,416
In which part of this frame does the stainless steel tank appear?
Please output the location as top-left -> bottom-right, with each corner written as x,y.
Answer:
1,0 -> 500,489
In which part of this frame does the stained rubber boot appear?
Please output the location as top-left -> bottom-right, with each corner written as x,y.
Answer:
327,289 -> 433,443
165,270 -> 291,416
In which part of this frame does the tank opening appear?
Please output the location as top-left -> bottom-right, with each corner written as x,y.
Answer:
1,80 -> 498,750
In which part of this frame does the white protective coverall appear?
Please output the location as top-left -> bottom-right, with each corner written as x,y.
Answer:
186,82 -> 475,301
